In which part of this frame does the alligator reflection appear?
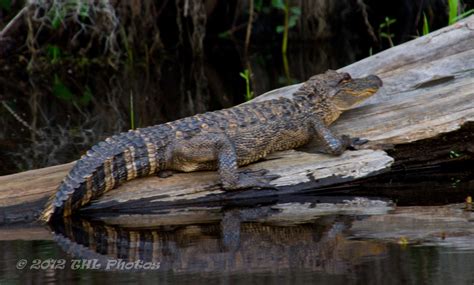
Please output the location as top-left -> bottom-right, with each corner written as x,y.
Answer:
49,203 -> 389,273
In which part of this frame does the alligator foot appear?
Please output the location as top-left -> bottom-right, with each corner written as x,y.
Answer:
224,169 -> 280,190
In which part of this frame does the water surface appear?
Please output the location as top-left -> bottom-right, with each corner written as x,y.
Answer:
1,196 -> 474,284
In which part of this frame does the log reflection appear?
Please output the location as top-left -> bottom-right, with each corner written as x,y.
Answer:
50,208 -> 387,273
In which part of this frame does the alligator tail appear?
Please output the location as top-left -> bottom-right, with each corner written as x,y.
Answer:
40,129 -> 162,222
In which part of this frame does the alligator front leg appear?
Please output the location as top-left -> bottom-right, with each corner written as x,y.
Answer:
170,133 -> 278,190
310,118 -> 365,155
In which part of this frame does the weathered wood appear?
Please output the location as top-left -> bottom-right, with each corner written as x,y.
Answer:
0,162 -> 74,223
84,149 -> 393,214
0,162 -> 74,208
0,16 -> 473,224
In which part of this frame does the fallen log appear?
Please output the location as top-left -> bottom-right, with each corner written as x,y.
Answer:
0,16 -> 473,224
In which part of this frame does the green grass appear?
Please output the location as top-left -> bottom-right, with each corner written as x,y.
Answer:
422,13 -> 430,35
239,69 -> 254,101
129,91 -> 135,129
453,9 -> 474,22
448,0 -> 459,24
449,0 -> 474,24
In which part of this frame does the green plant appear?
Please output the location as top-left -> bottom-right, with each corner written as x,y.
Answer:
449,0 -> 474,24
273,0 -> 301,55
451,177 -> 461,187
454,9 -> 474,22
239,69 -> 254,101
46,1 -> 91,29
119,25 -> 134,65
379,17 -> 396,47
449,150 -> 461,158
218,31 -> 231,39
53,74 -> 74,101
129,91 -> 135,129
78,2 -> 90,21
271,0 -> 300,82
422,13 -> 430,35
255,0 -> 271,13
52,74 -> 93,106
81,86 -> 93,105
448,0 -> 459,24
46,45 -> 62,64
49,3 -> 67,29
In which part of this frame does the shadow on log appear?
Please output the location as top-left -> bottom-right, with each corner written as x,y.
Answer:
0,16 -> 473,225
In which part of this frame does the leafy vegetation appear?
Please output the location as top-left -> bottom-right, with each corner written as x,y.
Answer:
272,0 -> 301,55
46,45 -> 62,64
379,17 -> 396,47
449,150 -> 461,158
52,75 -> 92,106
52,75 -> 74,102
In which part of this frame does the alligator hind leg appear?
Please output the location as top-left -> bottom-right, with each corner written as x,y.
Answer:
171,133 -> 278,190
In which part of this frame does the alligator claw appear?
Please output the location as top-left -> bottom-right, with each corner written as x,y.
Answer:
351,137 -> 369,146
341,135 -> 368,150
239,169 -> 268,176
225,169 -> 280,190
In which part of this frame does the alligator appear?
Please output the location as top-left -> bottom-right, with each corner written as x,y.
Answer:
51,214 -> 355,271
40,70 -> 383,222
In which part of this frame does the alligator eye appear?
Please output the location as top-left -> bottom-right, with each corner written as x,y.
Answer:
339,73 -> 352,84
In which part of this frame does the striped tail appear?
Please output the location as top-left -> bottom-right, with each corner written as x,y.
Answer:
40,129 -> 161,222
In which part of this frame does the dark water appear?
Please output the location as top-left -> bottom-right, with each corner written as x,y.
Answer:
5,239 -> 473,284
1,202 -> 474,284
